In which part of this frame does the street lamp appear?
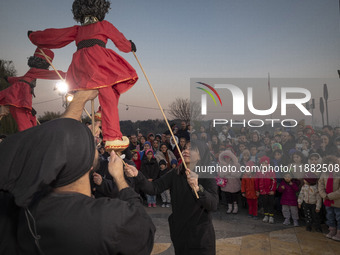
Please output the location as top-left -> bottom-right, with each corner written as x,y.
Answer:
55,81 -> 69,108
66,94 -> 74,103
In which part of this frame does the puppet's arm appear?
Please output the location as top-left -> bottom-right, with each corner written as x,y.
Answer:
29,26 -> 78,49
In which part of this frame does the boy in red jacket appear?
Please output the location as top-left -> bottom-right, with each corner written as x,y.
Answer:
255,156 -> 277,224
242,161 -> 259,219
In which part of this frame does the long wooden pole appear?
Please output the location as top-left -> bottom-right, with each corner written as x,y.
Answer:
38,48 -> 94,133
132,52 -> 199,199
91,100 -> 95,136
83,108 -> 92,119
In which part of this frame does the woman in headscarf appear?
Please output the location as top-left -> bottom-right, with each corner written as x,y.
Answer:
125,140 -> 219,255
155,142 -> 177,169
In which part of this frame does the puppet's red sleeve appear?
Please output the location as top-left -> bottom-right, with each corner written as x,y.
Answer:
104,21 -> 132,53
7,76 -> 25,85
29,26 -> 78,49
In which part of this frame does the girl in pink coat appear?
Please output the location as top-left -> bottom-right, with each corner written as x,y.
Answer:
218,149 -> 241,214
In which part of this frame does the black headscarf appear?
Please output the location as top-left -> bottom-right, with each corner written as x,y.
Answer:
0,118 -> 95,207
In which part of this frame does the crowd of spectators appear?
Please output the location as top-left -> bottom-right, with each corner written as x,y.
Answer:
3,118 -> 337,242
90,120 -> 340,241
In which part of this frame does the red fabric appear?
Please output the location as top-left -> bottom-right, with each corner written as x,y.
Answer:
0,68 -> 65,110
98,86 -> 122,141
247,198 -> 258,216
0,68 -> 65,131
241,173 -> 257,199
9,106 -> 36,131
34,48 -> 54,61
132,152 -> 141,170
255,170 -> 277,195
324,172 -> 335,207
29,20 -> 138,141
29,20 -> 138,93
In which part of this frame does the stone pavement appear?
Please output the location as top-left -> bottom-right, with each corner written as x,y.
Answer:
145,205 -> 340,255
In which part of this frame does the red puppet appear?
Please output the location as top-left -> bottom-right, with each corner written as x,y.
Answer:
0,48 -> 65,131
28,0 -> 138,152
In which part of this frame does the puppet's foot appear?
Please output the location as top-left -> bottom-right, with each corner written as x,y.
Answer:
105,136 -> 129,152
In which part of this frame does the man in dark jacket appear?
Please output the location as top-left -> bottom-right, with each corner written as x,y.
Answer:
0,90 -> 155,255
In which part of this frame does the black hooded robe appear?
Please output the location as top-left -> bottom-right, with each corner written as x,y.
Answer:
135,166 -> 218,255
0,118 -> 155,255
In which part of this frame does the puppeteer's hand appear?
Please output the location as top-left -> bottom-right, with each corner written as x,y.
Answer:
74,89 -> 99,101
108,151 -> 129,191
186,169 -> 199,192
61,89 -> 98,120
130,40 -> 137,52
108,151 -> 123,179
93,172 -> 103,186
124,164 -> 139,177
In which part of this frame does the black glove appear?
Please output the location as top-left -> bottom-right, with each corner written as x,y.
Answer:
130,40 -> 136,52
31,108 -> 37,117
27,30 -> 33,37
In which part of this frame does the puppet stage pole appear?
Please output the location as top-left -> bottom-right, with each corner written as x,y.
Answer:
132,52 -> 199,199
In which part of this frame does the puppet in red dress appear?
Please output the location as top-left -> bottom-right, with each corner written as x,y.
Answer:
0,48 -> 66,131
28,0 -> 138,152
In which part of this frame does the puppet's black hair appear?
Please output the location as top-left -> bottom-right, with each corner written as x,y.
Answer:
27,56 -> 50,70
72,0 -> 111,23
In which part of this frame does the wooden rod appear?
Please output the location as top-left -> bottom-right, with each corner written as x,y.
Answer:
132,52 -> 198,198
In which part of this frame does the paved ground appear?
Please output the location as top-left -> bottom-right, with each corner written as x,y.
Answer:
145,204 -> 340,255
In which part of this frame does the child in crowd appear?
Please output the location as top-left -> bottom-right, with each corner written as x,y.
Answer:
239,149 -> 251,167
218,149 -> 241,214
298,172 -> 322,232
249,145 -> 259,165
170,159 -> 178,169
140,149 -> 159,208
139,141 -> 152,160
289,150 -> 305,181
159,160 -> 171,208
318,156 -> 340,241
241,161 -> 259,219
255,156 -> 277,224
271,149 -> 284,180
278,172 -> 300,226
308,153 -> 323,177
132,150 -> 141,170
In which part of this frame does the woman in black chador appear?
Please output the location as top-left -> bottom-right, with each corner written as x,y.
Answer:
126,140 -> 219,255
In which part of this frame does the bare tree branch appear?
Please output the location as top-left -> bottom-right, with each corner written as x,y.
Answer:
168,98 -> 202,122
